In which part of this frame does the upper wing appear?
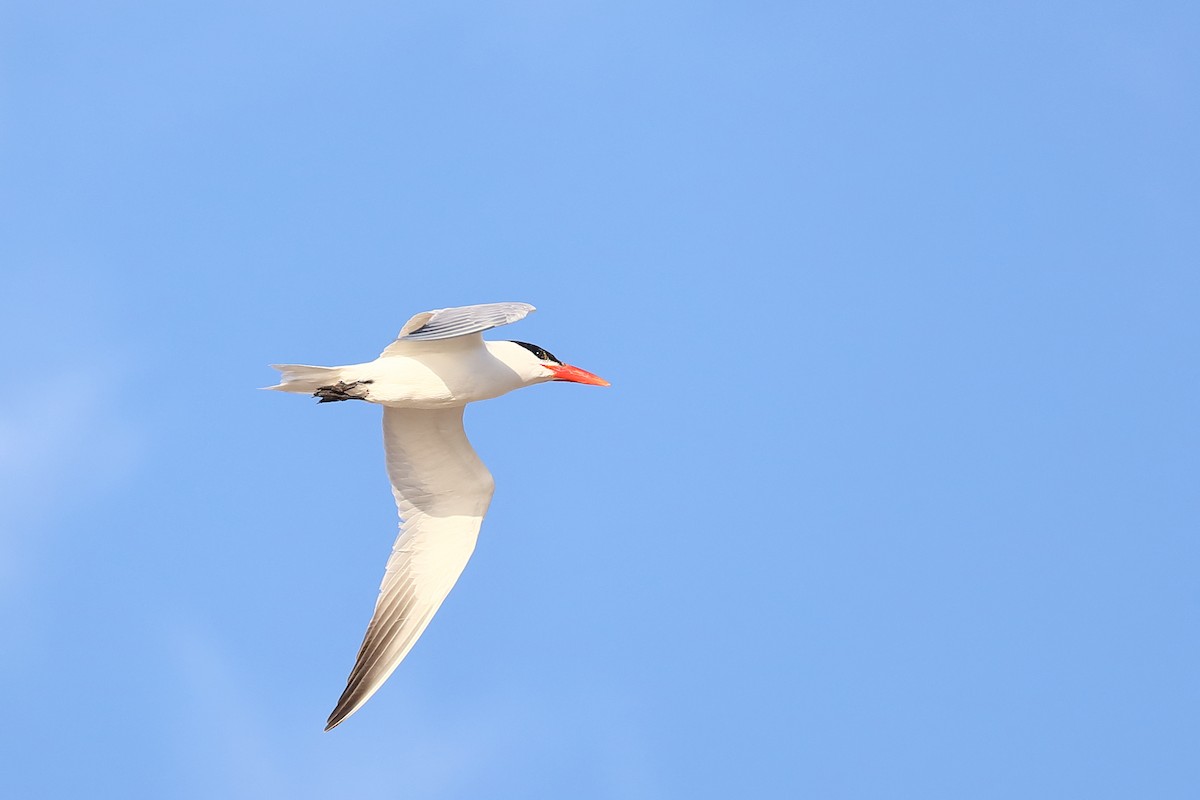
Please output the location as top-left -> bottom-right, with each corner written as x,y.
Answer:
380,302 -> 535,356
325,406 -> 495,730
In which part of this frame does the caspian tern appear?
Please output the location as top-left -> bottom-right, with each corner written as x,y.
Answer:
267,302 -> 608,730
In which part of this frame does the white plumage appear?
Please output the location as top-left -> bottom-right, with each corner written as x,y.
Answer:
268,302 -> 608,730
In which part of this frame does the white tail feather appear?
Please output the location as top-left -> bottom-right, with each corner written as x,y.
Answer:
266,364 -> 345,394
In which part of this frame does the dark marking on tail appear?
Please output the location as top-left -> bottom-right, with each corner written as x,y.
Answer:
314,380 -> 374,403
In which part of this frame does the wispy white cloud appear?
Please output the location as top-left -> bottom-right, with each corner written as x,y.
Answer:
164,621 -> 555,799
161,620 -> 662,800
0,364 -> 142,599
0,262 -> 143,603
295,674 -> 664,798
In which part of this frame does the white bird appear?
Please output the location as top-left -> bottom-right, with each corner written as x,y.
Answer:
267,302 -> 608,730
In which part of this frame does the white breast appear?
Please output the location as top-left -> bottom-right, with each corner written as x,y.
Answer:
347,334 -> 525,408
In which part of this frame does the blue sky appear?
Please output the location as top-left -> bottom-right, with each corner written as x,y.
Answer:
2,1 -> 1197,797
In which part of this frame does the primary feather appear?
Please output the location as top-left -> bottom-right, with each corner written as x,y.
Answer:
325,406 -> 494,730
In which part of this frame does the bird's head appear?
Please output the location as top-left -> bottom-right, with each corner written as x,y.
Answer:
495,340 -> 610,387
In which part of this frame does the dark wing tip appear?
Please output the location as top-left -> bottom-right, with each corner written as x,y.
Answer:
324,685 -> 361,731
324,703 -> 350,731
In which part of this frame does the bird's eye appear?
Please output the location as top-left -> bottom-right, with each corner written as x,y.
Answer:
511,341 -> 559,364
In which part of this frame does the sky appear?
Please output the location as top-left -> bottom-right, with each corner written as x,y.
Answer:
1,1 -> 1198,797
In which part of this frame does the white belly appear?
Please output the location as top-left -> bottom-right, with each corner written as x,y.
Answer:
343,349 -> 524,408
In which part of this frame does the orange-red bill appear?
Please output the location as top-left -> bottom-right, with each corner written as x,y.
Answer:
546,364 -> 610,387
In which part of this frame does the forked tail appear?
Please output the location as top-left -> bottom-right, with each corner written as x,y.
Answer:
265,364 -> 345,394
266,364 -> 374,403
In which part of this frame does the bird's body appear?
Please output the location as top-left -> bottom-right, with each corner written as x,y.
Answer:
267,302 -> 607,730
285,339 -> 534,408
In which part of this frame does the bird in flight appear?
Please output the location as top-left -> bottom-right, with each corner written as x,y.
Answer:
268,302 -> 609,730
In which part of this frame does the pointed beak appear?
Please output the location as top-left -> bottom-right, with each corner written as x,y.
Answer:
545,363 -> 610,387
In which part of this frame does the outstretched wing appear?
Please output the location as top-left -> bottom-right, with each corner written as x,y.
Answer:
380,302 -> 534,356
389,301 -> 534,343
325,406 -> 495,730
